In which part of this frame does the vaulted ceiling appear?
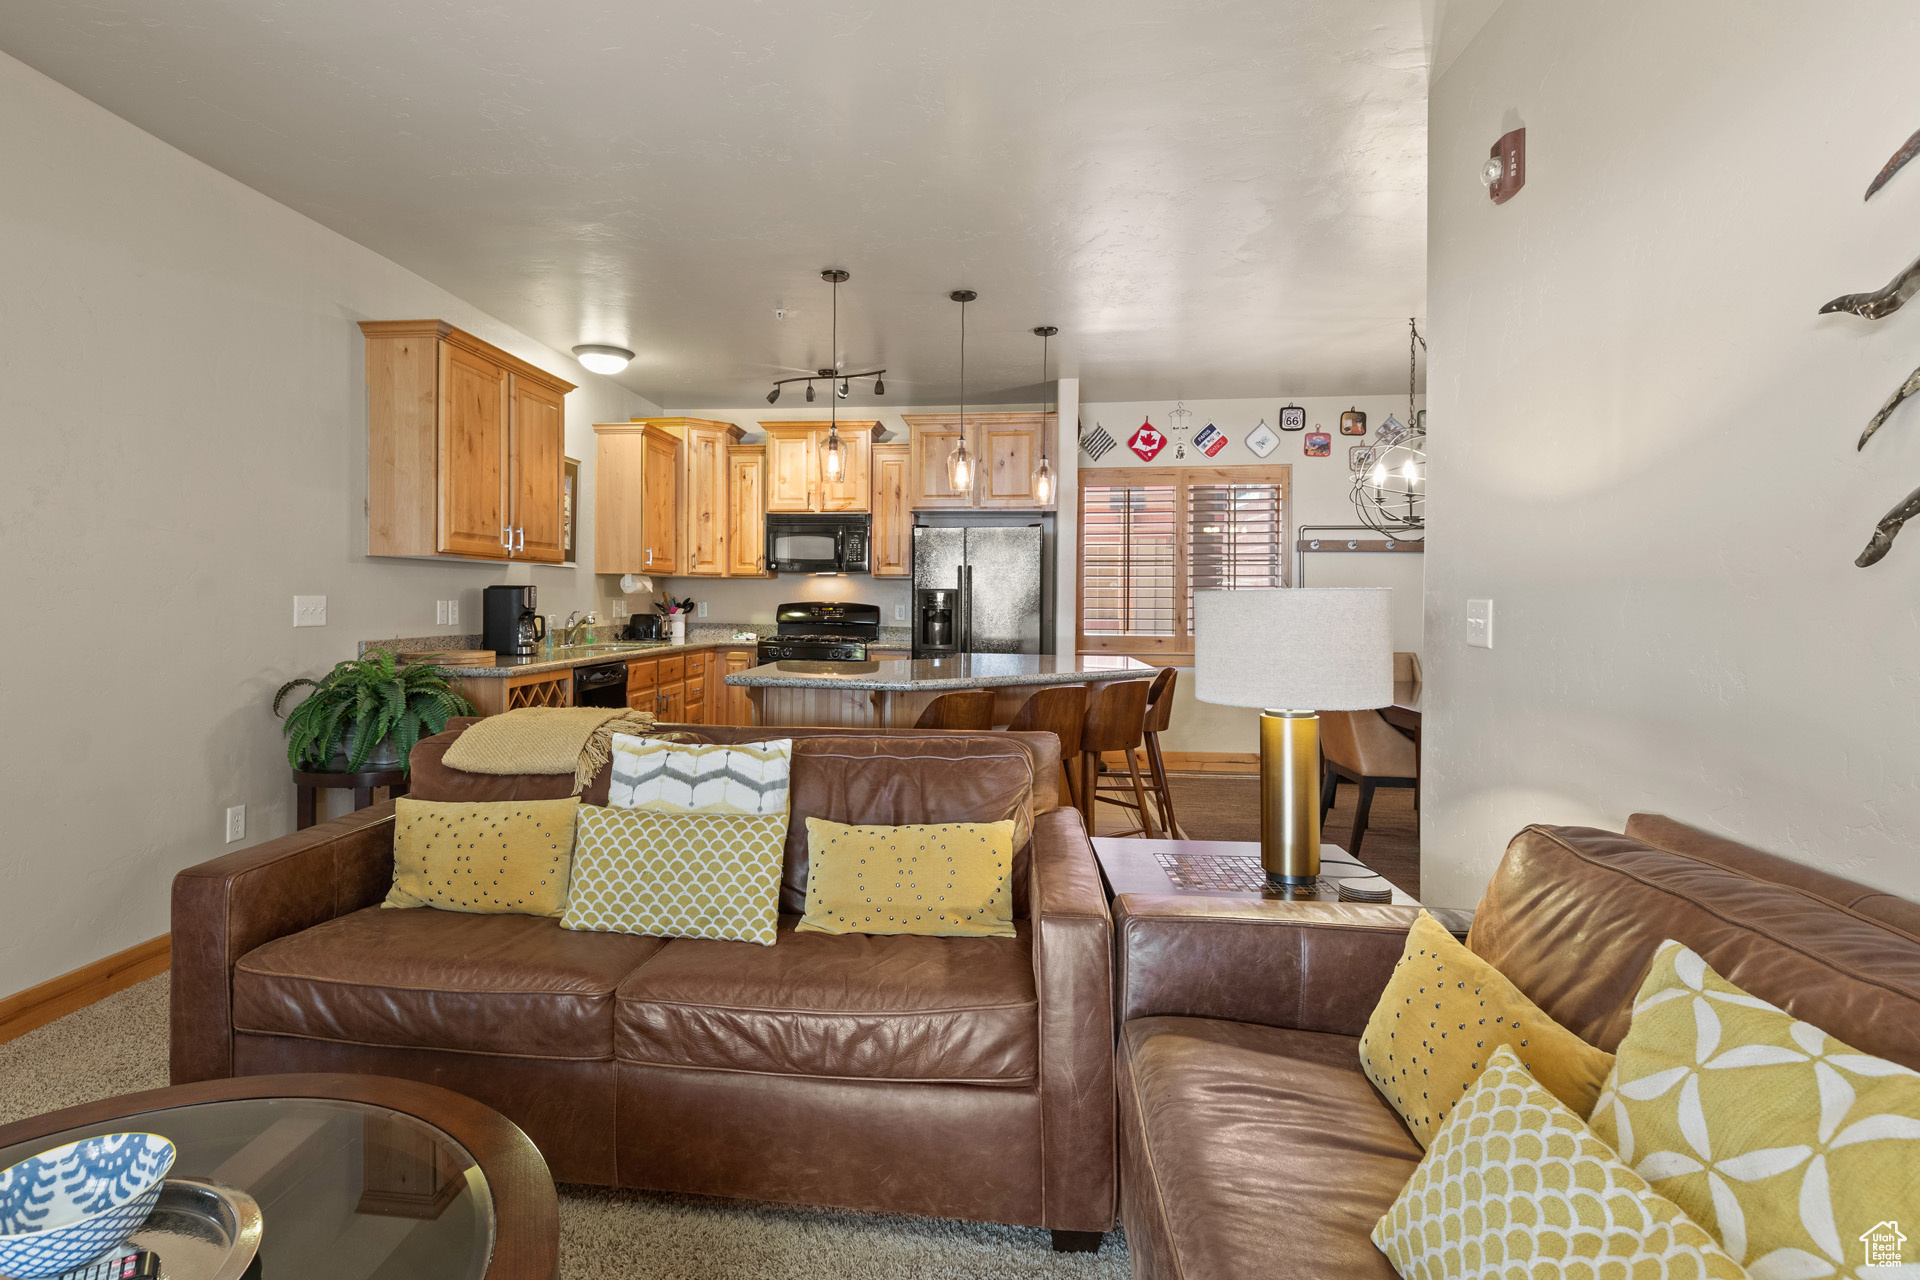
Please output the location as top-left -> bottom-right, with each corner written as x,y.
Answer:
0,0 -> 1428,408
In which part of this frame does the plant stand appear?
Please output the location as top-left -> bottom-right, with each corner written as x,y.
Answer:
294,768 -> 410,830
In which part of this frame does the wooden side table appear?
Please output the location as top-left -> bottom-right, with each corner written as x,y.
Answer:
1092,836 -> 1420,907
294,768 -> 409,829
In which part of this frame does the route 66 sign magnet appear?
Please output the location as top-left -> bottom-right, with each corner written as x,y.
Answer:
1279,404 -> 1306,432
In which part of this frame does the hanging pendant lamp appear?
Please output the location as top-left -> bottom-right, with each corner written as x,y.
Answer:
947,290 -> 977,491
1031,325 -> 1058,505
820,270 -> 849,485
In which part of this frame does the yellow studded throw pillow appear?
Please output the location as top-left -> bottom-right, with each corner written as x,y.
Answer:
1359,910 -> 1615,1147
1373,1044 -> 1751,1280
797,818 -> 1016,939
384,797 -> 580,916
1588,940 -> 1920,1279
560,806 -> 784,945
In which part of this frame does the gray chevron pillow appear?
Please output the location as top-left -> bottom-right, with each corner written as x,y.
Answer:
606,734 -> 792,817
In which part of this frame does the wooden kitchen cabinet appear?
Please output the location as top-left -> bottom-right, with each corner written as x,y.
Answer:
626,658 -> 659,715
902,412 -> 1056,512
361,320 -> 575,562
658,418 -> 746,577
594,422 -> 682,575
759,422 -> 880,513
871,442 -> 911,578
718,648 -> 756,725
726,446 -> 769,576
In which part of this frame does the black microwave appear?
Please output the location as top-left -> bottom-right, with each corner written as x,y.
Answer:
766,512 -> 870,574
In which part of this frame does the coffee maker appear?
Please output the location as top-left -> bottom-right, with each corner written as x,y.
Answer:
483,584 -> 545,657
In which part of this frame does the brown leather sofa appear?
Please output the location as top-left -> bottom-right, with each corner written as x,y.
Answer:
1114,813 -> 1920,1279
172,724 -> 1116,1248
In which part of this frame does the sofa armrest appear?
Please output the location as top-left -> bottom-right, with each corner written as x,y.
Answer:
1028,805 -> 1116,1232
170,802 -> 398,1084
1115,895 -> 1419,1035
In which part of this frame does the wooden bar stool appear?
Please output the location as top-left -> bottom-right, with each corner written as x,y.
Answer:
915,689 -> 997,730
1138,668 -> 1186,839
1079,679 -> 1156,837
1007,684 -> 1088,810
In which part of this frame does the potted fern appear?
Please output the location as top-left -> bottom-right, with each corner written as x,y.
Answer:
274,649 -> 477,773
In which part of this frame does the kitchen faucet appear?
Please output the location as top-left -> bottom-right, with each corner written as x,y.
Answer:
560,611 -> 597,647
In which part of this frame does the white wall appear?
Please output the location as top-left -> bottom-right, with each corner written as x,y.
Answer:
1079,394 -> 1426,753
0,50 -> 654,991
1424,0 -> 1920,910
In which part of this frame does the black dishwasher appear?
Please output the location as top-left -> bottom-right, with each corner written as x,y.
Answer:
572,660 -> 628,708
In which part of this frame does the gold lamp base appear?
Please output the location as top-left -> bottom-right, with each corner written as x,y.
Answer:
1258,710 -> 1321,885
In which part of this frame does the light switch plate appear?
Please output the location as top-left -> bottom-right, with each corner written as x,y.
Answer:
1466,598 -> 1494,649
294,596 -> 327,628
895,604 -> 907,621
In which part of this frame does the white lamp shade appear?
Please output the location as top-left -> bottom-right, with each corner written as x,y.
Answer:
1192,588 -> 1393,710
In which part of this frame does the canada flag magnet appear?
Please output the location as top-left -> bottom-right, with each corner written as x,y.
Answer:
1128,420 -> 1167,461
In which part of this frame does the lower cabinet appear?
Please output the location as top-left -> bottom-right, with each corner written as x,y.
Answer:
718,648 -> 755,726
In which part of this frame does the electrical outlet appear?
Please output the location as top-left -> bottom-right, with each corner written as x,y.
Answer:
611,599 -> 630,621
447,599 -> 458,626
225,805 -> 246,843
697,601 -> 708,618
293,595 -> 327,627
895,604 -> 907,621
434,600 -> 448,625
1466,599 -> 1494,649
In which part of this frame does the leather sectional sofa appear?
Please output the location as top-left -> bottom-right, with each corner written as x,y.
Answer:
1113,813 -> 1920,1279
172,724 -> 1116,1249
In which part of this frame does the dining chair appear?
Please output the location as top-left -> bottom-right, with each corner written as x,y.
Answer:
914,689 -> 997,730
1007,685 -> 1089,810
1080,679 -> 1156,838
1318,707 -> 1417,857
1136,668 -> 1186,839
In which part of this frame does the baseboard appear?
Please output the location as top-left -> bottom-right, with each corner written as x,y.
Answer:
0,934 -> 170,1045
1099,750 -> 1260,775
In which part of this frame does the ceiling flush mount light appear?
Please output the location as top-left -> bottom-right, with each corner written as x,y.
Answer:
948,290 -> 978,492
767,269 -> 887,407
1350,318 -> 1426,535
572,344 -> 634,376
1032,325 -> 1058,505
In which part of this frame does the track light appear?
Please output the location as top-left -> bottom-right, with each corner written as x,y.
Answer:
838,379 -> 850,399
873,376 -> 885,396
805,383 -> 815,402
766,387 -> 780,405
763,269 -> 885,405
572,344 -> 635,375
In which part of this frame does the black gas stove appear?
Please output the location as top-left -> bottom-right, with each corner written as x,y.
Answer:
757,601 -> 881,662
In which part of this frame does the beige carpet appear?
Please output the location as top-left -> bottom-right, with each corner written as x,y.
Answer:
0,977 -> 1131,1279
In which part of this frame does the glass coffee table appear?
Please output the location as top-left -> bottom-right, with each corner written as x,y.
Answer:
0,1074 -> 556,1280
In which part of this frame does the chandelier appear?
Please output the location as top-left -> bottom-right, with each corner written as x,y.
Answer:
1350,318 -> 1426,535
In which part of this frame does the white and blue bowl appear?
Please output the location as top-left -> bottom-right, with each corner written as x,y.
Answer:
0,1133 -> 176,1279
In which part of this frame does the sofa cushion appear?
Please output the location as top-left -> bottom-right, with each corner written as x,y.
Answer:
1119,1016 -> 1420,1280
614,916 -> 1037,1084
1470,824 -> 1920,1067
233,905 -> 667,1060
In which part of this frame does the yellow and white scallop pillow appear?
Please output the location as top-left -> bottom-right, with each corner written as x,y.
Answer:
1374,1044 -> 1749,1280
561,806 -> 784,945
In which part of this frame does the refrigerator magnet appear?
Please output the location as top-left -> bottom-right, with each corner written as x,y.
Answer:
1279,404 -> 1306,432
1340,407 -> 1367,436
1304,431 -> 1332,457
1128,419 -> 1167,461
1246,420 -> 1280,457
1193,423 -> 1228,457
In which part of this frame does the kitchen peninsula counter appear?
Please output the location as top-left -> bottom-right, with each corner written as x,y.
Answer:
727,653 -> 1153,728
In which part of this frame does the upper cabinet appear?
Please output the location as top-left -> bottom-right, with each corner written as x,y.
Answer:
361,320 -> 575,562
593,421 -> 682,575
870,442 -> 911,578
760,422 -> 880,513
660,418 -> 747,577
902,413 -> 1057,512
726,445 -> 770,577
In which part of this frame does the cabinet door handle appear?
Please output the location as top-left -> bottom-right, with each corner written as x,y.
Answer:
502,526 -> 512,552
646,548 -> 653,567
515,526 -> 525,551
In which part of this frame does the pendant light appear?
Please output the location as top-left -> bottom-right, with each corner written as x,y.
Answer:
948,290 -> 978,491
820,270 -> 850,485
1031,325 -> 1058,505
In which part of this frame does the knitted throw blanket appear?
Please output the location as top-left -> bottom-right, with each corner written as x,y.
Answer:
440,707 -> 658,794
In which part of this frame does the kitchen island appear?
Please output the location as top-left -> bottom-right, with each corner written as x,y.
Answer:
726,653 -> 1155,728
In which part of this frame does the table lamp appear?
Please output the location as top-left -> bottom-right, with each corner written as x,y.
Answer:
1192,588 -> 1393,886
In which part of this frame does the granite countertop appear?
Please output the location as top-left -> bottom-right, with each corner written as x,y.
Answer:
362,623 -> 915,678
726,653 -> 1154,692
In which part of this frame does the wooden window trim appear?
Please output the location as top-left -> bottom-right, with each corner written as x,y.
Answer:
1076,464 -> 1291,655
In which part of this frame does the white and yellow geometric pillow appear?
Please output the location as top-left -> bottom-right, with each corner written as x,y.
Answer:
1373,1044 -> 1751,1280
1588,941 -> 1920,1280
560,806 -> 784,945
607,735 -> 792,816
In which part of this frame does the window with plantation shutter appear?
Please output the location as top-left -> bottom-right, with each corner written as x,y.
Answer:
1078,465 -> 1289,655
